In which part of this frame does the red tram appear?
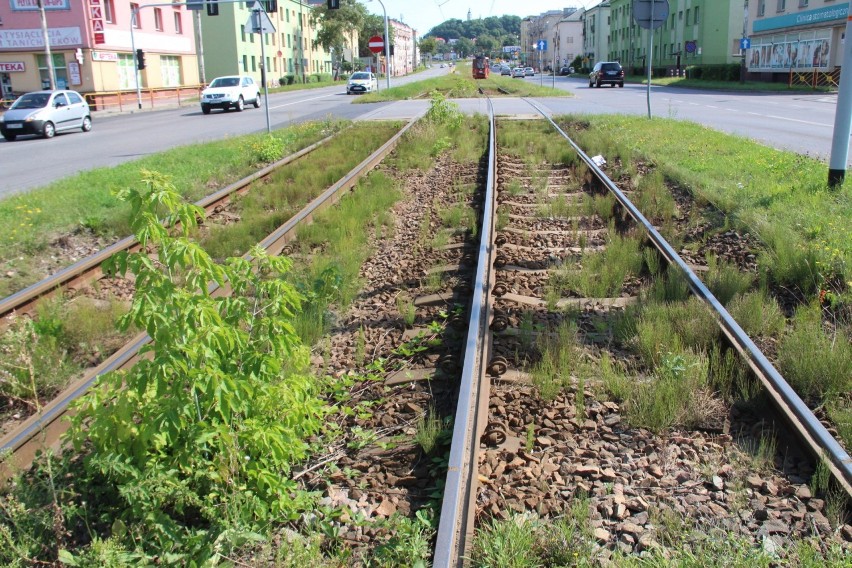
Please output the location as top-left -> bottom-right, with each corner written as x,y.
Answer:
472,55 -> 490,79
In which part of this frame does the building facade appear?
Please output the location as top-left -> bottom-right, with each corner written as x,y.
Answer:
521,10 -> 566,68
388,18 -> 415,76
607,0 -> 743,72
553,9 -> 584,70
199,0 -> 350,86
0,0 -> 198,98
747,0 -> 848,77
582,1 -> 611,69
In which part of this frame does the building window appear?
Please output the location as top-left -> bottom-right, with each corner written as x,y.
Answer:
251,55 -> 256,71
242,54 -> 248,72
777,0 -> 786,10
241,24 -> 246,42
37,54 -> 67,89
131,3 -> 140,28
104,0 -> 115,23
685,9 -> 690,24
174,10 -> 182,33
160,55 -> 180,86
694,6 -> 699,24
758,0 -> 766,16
799,0 -> 808,7
117,53 -> 139,89
154,8 -> 163,31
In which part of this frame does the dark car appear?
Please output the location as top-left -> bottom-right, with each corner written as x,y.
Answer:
589,61 -> 624,88
559,66 -> 574,76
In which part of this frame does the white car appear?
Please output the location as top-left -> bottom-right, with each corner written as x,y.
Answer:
200,75 -> 261,114
346,72 -> 378,95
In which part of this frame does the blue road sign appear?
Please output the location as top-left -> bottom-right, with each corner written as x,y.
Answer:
740,38 -> 751,50
536,39 -> 547,51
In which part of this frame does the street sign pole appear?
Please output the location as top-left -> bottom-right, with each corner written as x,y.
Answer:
828,14 -> 852,187
256,6 -> 271,133
646,0 -> 654,119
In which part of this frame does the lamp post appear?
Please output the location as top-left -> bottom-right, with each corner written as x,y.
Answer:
370,0 -> 391,90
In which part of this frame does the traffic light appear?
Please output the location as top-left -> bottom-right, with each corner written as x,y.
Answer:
136,49 -> 146,70
263,0 -> 276,12
206,0 -> 218,15
327,0 -> 339,8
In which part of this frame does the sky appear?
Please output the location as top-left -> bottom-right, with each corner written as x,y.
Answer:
362,0 -> 602,37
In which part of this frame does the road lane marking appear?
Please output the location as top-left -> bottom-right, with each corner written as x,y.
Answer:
764,114 -> 831,127
269,93 -> 338,109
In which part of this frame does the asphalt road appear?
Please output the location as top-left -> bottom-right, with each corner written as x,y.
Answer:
0,68 -> 847,198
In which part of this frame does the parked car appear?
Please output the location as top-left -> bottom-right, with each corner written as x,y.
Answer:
589,61 -> 625,88
524,67 -> 535,76
346,72 -> 378,95
200,75 -> 261,114
0,90 -> 91,141
511,67 -> 526,78
559,66 -> 575,76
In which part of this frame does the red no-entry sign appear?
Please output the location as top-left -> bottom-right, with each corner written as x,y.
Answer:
368,36 -> 385,54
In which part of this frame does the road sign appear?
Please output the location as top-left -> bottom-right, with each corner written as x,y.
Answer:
368,35 -> 385,54
535,39 -> 547,51
740,38 -> 751,50
245,2 -> 275,34
632,0 -> 669,30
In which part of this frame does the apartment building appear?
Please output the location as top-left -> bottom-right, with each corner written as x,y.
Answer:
388,18 -> 416,76
199,0 -> 355,85
0,0 -> 198,98
747,0 -> 848,76
582,1 -> 611,68
607,0 -> 743,71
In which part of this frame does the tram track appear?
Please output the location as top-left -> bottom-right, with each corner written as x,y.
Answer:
0,118 -> 419,479
434,98 -> 851,565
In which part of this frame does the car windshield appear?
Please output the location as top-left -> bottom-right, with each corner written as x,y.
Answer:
11,93 -> 50,109
351,73 -> 370,80
210,77 -> 239,88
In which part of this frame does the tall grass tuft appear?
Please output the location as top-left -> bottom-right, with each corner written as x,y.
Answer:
414,408 -> 443,454
637,169 -> 677,222
727,290 -> 786,337
704,255 -> 754,305
633,297 -> 718,367
551,228 -> 644,298
777,302 -> 852,399
471,514 -> 542,567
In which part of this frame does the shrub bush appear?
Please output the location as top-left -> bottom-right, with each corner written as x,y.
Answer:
279,75 -> 295,86
685,64 -> 741,81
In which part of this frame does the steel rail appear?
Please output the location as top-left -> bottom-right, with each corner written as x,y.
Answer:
0,117 -> 420,480
524,98 -> 852,498
0,133 -> 338,323
434,99 -> 497,567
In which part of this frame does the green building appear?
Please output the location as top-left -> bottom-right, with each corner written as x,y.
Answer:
198,0 -> 339,85
606,0 -> 743,73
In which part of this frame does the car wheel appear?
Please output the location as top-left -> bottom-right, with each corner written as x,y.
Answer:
202,104 -> 211,114
235,96 -> 244,112
253,94 -> 261,108
589,80 -> 594,87
611,83 -> 615,87
81,116 -> 92,132
619,82 -> 624,88
42,121 -> 55,139
2,133 -> 15,142
596,80 -> 602,88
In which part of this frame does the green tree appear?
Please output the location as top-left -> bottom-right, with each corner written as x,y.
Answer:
474,34 -> 498,56
419,36 -> 437,57
455,37 -> 474,58
310,0 -> 366,74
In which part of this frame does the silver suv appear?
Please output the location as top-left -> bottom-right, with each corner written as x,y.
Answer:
0,90 -> 92,141
200,75 -> 262,114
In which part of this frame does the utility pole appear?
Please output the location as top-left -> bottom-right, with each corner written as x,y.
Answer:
740,1 -> 748,84
195,10 -> 206,84
828,13 -> 852,187
37,0 -> 56,90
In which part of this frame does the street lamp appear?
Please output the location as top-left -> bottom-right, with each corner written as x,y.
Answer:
369,0 -> 391,90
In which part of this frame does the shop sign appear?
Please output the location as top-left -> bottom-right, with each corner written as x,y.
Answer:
0,27 -> 81,49
92,51 -> 118,61
90,0 -> 105,44
68,61 -> 81,85
11,0 -> 70,10
0,62 -> 25,72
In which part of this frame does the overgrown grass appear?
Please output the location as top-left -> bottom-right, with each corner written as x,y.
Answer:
549,228 -> 644,298
0,120 -> 345,297
558,114 -> 852,292
201,123 -> 401,260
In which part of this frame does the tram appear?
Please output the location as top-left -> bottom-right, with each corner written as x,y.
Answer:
472,55 -> 490,79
